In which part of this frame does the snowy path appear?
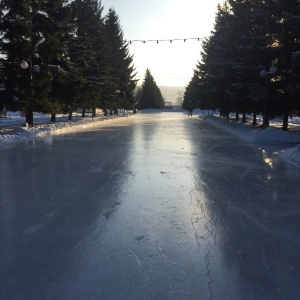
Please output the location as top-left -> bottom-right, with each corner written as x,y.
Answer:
1,112 -> 300,299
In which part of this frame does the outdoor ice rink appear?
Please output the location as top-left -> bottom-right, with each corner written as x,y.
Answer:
1,112 -> 300,299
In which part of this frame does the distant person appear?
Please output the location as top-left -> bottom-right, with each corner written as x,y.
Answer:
188,107 -> 193,116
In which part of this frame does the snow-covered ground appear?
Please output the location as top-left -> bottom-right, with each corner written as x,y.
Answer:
199,111 -> 300,170
0,110 -> 131,146
1,109 -> 300,170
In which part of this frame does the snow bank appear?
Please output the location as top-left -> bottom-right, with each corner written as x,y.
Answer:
200,114 -> 300,170
251,127 -> 300,144
280,145 -> 300,168
201,115 -> 300,144
0,113 -> 131,146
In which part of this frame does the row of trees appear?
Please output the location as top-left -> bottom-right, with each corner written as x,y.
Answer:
0,0 -> 137,123
183,0 -> 300,130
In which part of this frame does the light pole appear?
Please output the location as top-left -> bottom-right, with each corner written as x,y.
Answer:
260,65 -> 277,128
20,37 -> 45,126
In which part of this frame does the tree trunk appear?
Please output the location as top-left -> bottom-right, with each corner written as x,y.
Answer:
104,108 -> 108,116
92,108 -> 96,118
26,110 -> 33,126
252,113 -> 257,126
114,107 -> 118,115
235,112 -> 239,121
282,111 -> 289,131
82,108 -> 86,118
263,112 -> 269,128
242,112 -> 247,123
68,111 -> 72,120
51,113 -> 56,122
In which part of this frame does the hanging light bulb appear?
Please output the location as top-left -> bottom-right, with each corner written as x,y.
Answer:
33,65 -> 40,73
20,61 -> 28,69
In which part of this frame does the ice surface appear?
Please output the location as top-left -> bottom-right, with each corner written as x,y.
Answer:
1,109 -> 300,169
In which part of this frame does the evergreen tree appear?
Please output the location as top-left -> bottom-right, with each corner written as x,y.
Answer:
69,0 -> 106,118
195,3 -> 235,116
227,0 -> 279,126
0,1 -> 138,120
103,8 -> 137,114
138,69 -> 164,109
183,73 -> 200,110
192,0 -> 300,130
34,0 -> 74,121
271,0 -> 300,130
0,0 -> 35,113
0,0 -> 73,123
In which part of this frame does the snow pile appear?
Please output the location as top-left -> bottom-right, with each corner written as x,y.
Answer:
251,127 -> 300,144
201,115 -> 300,145
0,112 -> 130,146
280,146 -> 300,168
200,114 -> 300,169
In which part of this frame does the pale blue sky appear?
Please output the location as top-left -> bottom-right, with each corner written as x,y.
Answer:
102,0 -> 222,87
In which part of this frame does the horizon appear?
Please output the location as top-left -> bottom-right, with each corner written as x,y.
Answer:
136,85 -> 186,104
103,0 -> 221,86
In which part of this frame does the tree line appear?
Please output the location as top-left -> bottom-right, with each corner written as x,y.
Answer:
0,0 -> 137,124
183,0 -> 300,130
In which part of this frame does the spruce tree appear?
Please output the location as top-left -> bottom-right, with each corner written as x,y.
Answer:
272,0 -> 300,129
191,0 -> 300,130
70,0 -> 107,118
34,0 -> 74,121
0,0 -> 34,114
227,0 -> 279,126
104,8 -> 137,114
183,74 -> 200,110
195,3 -> 235,116
0,0 -> 74,123
138,69 -> 164,109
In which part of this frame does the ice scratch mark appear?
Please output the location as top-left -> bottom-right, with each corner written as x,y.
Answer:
22,213 -> 54,235
128,247 -> 151,283
239,215 -> 245,229
205,249 -> 214,300
261,248 -> 278,284
155,241 -> 168,260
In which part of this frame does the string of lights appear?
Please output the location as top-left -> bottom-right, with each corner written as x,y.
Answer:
127,37 -> 207,44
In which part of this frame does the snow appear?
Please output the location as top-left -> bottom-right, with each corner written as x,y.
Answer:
0,110 -> 131,146
200,112 -> 300,169
1,109 -> 300,170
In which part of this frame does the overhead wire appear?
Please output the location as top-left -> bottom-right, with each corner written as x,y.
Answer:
127,37 -> 207,44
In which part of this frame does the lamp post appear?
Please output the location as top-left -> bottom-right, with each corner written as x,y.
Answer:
20,37 -> 45,126
260,65 -> 277,128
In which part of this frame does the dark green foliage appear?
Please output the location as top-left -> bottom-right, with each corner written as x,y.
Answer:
0,0 -> 34,111
0,0 -> 137,119
103,8 -> 137,113
183,74 -> 200,110
138,69 -> 164,109
192,0 -> 300,130
69,0 -> 106,117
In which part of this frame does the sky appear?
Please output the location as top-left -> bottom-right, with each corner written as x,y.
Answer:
102,0 -> 222,87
